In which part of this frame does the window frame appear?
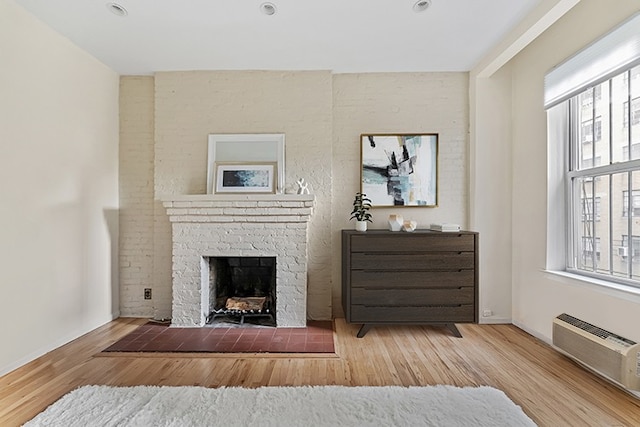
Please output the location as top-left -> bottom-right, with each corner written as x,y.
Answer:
565,68 -> 640,289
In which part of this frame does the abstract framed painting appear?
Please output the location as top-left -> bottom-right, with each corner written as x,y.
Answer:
215,163 -> 276,194
360,134 -> 438,207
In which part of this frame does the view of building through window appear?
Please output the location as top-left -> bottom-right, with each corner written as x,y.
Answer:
570,65 -> 640,285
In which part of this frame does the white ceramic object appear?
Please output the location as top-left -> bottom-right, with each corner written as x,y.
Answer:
296,178 -> 310,195
388,214 -> 403,231
402,220 -> 417,232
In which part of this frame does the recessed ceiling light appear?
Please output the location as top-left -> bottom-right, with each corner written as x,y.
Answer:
260,2 -> 277,16
106,2 -> 128,17
413,0 -> 431,13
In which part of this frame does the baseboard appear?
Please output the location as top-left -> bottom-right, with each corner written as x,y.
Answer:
478,317 -> 511,324
511,319 -> 552,345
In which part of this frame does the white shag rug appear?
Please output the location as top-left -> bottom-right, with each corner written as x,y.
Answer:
24,385 -> 536,427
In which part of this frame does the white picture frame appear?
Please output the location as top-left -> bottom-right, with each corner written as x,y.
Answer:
207,134 -> 285,194
215,163 -> 276,194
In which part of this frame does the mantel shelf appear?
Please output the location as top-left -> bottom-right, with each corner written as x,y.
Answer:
161,194 -> 314,204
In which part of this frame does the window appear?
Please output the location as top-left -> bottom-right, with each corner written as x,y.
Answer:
622,97 -> 640,128
564,66 -> 640,285
580,117 -> 602,144
622,190 -> 640,217
581,85 -> 601,110
621,235 -> 640,258
581,196 -> 601,221
581,236 -> 601,261
546,13 -> 640,288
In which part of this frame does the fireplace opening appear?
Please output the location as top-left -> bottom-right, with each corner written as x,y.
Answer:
207,257 -> 276,327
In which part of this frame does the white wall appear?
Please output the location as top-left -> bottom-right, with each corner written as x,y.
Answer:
472,0 -> 640,341
0,0 -> 120,375
469,65 -> 513,324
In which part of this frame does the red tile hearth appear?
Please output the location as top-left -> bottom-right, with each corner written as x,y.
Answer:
103,321 -> 335,354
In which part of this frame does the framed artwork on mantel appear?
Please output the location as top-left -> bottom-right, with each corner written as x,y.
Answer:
207,133 -> 285,194
215,163 -> 276,194
360,134 -> 438,207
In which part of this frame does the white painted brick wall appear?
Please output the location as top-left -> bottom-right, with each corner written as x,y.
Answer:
118,71 -> 468,322
331,72 -> 469,316
153,71 -> 333,321
119,76 -> 155,317
163,195 -> 313,327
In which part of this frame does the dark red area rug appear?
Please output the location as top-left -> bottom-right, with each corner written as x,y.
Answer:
103,321 -> 335,354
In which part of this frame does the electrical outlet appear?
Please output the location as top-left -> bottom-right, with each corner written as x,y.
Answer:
144,288 -> 152,300
482,309 -> 493,317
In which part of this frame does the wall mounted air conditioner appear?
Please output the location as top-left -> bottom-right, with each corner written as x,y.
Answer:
618,247 -> 628,257
553,313 -> 640,392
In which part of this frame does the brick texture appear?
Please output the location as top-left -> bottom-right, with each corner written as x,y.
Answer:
119,76 -> 155,317
118,71 -> 468,321
163,195 -> 314,327
331,73 -> 469,315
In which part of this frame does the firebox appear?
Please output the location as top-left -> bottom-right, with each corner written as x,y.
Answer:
208,256 -> 276,326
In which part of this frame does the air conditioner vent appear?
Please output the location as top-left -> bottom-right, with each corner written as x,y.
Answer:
556,313 -> 636,346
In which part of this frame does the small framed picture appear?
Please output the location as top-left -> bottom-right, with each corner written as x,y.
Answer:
215,163 -> 276,194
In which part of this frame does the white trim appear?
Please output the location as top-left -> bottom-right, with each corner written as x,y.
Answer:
474,0 -> 580,78
543,269 -> 640,303
544,12 -> 640,108
512,319 -> 553,346
479,317 -> 512,325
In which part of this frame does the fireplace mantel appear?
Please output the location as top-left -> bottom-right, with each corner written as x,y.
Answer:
162,194 -> 314,223
162,193 -> 315,204
162,193 -> 314,327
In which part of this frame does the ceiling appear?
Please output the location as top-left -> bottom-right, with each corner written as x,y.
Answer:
13,0 -> 541,75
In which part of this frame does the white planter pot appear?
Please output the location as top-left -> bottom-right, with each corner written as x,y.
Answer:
355,221 -> 368,232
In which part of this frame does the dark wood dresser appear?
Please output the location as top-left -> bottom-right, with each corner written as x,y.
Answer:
341,229 -> 478,337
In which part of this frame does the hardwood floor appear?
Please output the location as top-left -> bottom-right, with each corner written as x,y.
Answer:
1,318 -> 639,426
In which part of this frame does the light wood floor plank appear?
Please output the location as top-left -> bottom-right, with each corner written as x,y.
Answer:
1,318 -> 639,426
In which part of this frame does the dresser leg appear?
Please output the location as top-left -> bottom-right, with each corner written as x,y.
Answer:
446,324 -> 463,338
356,324 -> 372,338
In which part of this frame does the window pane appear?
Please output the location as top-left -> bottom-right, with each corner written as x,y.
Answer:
594,83 -> 610,166
575,176 -> 596,271
612,172 -> 629,278
594,175 -> 610,274
612,72 -> 628,162
633,65 -> 640,147
633,171 -> 640,280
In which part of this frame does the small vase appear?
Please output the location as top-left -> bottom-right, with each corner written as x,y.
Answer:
402,220 -> 417,232
388,214 -> 403,231
355,221 -> 368,232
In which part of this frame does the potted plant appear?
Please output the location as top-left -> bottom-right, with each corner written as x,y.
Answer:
350,192 -> 373,232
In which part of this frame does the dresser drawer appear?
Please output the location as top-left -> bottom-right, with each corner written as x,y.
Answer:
351,270 -> 475,289
351,305 -> 475,323
351,252 -> 475,270
350,233 -> 474,253
351,286 -> 475,306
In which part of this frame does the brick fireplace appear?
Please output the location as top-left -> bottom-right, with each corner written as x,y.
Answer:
162,194 -> 314,327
